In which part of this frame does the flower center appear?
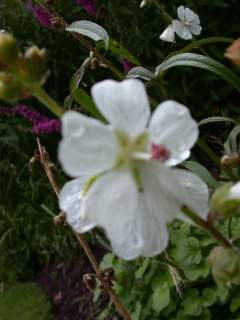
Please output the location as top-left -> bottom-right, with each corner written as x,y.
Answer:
151,143 -> 170,161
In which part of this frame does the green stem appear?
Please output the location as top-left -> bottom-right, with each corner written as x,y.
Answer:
32,85 -> 64,118
152,0 -> 172,23
182,206 -> 237,252
197,138 -> 238,181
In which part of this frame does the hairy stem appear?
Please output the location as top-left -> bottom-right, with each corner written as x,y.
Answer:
36,138 -> 131,320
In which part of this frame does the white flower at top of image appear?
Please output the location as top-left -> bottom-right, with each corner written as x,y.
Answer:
160,5 -> 201,42
58,79 -> 209,260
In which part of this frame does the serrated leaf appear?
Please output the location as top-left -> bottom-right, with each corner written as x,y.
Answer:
135,258 -> 150,279
155,53 -> 240,92
202,288 -> 218,307
230,296 -> 240,312
184,261 -> 210,281
184,160 -> 219,189
127,66 -> 155,80
66,20 -> 109,49
171,237 -> 202,266
199,116 -> 236,126
182,289 -> 202,316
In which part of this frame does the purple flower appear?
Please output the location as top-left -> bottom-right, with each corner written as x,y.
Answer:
27,1 -> 52,28
75,0 -> 97,16
121,59 -> 133,73
33,119 -> 61,135
0,104 -> 61,135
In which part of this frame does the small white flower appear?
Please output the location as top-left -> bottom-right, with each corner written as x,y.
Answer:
160,5 -> 201,42
58,79 -> 209,260
159,24 -> 175,43
140,0 -> 148,8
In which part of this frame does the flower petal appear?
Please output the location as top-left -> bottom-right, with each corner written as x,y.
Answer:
58,111 -> 119,177
177,6 -> 200,25
140,161 -> 184,222
111,195 -> 169,260
188,23 -> 202,36
91,79 -> 150,139
81,169 -> 139,244
148,100 -> 199,166
159,24 -> 175,43
174,169 -> 209,221
59,177 -> 96,233
172,20 -> 193,40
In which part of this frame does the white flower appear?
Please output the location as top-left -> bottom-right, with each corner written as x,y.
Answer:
229,182 -> 240,199
58,79 -> 209,260
159,24 -> 175,43
160,5 -> 201,42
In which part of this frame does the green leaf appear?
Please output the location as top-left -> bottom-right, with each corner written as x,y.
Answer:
155,53 -> 240,92
224,125 -> 240,153
178,37 -> 233,54
151,282 -> 170,313
108,39 -> 140,65
230,296 -> 240,312
171,237 -> 202,266
73,89 -> 105,121
131,301 -> 142,320
184,261 -> 210,281
66,20 -> 109,49
202,288 -> 218,307
199,116 -> 236,126
135,258 -> 150,279
127,66 -> 155,80
182,289 -> 203,316
184,160 -> 219,189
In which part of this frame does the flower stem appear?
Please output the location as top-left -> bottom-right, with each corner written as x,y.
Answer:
197,138 -> 238,181
36,139 -> 131,320
152,0 -> 172,23
182,206 -> 239,253
32,85 -> 64,118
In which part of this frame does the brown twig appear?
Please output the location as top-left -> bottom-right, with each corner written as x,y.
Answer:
36,138 -> 131,320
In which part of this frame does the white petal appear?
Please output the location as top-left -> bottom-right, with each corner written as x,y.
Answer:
81,169 -> 139,244
91,79 -> 150,139
188,23 -> 202,36
174,169 -> 209,221
59,177 -> 96,233
111,195 -> 169,260
148,100 -> 199,166
58,111 -> 119,177
177,6 -> 200,25
140,161 -> 184,222
172,20 -> 193,40
159,25 -> 175,43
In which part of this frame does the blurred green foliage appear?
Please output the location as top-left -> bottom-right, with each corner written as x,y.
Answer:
0,282 -> 53,320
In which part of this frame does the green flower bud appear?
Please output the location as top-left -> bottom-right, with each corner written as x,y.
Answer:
0,72 -> 24,102
23,46 -> 47,82
209,182 -> 240,221
209,246 -> 240,287
0,32 -> 18,66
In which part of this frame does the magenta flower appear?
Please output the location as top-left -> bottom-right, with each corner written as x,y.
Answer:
27,1 -> 52,28
75,0 -> 97,16
121,59 -> 134,73
0,105 -> 61,135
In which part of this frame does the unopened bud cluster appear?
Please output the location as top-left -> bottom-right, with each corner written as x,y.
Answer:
209,246 -> 240,287
0,32 -> 47,103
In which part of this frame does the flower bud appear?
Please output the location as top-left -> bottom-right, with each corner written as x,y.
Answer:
0,72 -> 23,102
221,153 -> 240,168
23,46 -> 47,82
209,246 -> 240,286
209,182 -> 240,221
225,39 -> 240,65
0,32 -> 18,66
